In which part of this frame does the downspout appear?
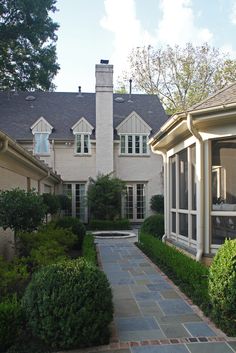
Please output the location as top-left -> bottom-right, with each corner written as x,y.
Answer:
150,144 -> 168,242
187,113 -> 204,261
0,138 -> 8,153
38,170 -> 50,194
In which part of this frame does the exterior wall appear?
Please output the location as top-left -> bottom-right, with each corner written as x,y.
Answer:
114,143 -> 164,219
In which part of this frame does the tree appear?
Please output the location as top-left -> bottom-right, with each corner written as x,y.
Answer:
0,188 -> 46,247
42,193 -> 60,223
87,174 -> 125,221
122,43 -> 236,114
0,0 -> 60,91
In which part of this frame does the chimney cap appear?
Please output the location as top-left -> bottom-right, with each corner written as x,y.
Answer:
100,59 -> 109,64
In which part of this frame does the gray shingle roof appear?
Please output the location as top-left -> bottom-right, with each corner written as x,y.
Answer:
0,92 -> 168,140
189,82 -> 236,111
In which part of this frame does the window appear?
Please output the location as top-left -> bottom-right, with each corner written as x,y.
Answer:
34,133 -> 49,154
75,134 -> 90,154
120,134 -> 149,155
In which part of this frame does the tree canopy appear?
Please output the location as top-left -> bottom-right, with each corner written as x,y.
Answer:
121,43 -> 236,114
0,0 -> 60,91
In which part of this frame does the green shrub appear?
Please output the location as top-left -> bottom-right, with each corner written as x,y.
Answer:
141,214 -> 164,239
22,259 -> 113,349
82,234 -> 97,265
150,194 -> 164,213
209,239 -> 236,335
18,227 -> 77,258
0,257 -> 29,298
89,218 -> 131,230
0,296 -> 24,352
29,240 -> 68,269
55,217 -> 86,250
139,233 -> 209,312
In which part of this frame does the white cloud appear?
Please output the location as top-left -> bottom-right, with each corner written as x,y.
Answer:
156,0 -> 213,45
100,0 -> 155,83
230,1 -> 236,24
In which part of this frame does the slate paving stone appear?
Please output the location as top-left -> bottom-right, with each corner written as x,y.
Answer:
160,323 -> 191,338
114,299 -> 141,317
160,290 -> 181,299
187,342 -> 235,353
228,342 -> 236,352
131,344 -> 190,353
116,316 -> 160,331
154,313 -> 202,325
158,299 -> 194,315
147,283 -> 172,291
184,322 -> 216,337
119,329 -> 165,341
112,286 -> 133,300
135,291 -> 162,301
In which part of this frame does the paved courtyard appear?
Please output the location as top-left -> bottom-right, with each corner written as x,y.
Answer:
72,238 -> 236,353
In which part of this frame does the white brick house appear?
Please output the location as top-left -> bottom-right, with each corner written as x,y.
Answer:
0,62 -> 168,223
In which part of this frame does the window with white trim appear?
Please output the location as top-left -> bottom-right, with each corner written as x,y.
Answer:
75,134 -> 90,154
120,134 -> 149,155
34,133 -> 50,155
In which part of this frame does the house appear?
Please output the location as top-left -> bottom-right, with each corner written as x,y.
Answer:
0,129 -> 61,258
0,62 -> 168,223
150,83 -> 236,264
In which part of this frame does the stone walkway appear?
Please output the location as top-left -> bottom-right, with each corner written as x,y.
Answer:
73,238 -> 236,353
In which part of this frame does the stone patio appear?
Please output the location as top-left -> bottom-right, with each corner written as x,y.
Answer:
63,238 -> 236,353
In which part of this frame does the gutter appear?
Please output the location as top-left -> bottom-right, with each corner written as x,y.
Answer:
0,137 -> 8,153
187,113 -> 204,262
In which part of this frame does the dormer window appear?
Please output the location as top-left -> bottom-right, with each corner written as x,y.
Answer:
31,117 -> 53,156
71,117 -> 94,156
75,133 -> 90,154
120,134 -> 149,155
34,133 -> 50,154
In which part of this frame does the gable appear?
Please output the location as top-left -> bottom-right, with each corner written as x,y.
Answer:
116,111 -> 152,134
71,117 -> 94,134
31,117 -> 53,134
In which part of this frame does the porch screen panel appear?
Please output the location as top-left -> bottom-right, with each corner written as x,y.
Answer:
171,156 -> 176,208
179,149 -> 188,209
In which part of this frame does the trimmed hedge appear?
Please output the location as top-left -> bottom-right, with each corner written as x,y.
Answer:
82,233 -> 97,265
209,239 -> 236,336
139,233 -> 210,312
89,219 -> 131,230
22,259 -> 113,350
55,217 -> 86,250
0,296 -> 24,352
140,214 -> 164,239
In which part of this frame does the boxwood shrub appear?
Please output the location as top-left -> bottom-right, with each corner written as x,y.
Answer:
22,259 -> 113,349
139,233 -> 210,312
140,214 -> 164,239
209,239 -> 236,336
0,296 -> 24,352
89,218 -> 131,230
55,217 -> 86,250
82,233 -> 97,265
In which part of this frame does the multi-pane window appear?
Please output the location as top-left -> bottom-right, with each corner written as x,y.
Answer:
75,134 -> 90,154
63,183 -> 86,221
120,134 -> 149,155
34,133 -> 50,154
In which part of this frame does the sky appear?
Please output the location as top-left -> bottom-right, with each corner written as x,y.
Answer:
52,0 -> 236,93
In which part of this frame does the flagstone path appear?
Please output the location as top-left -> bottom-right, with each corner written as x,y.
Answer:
72,238 -> 236,353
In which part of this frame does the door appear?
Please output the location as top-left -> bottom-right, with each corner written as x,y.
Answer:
124,183 -> 146,222
63,183 -> 86,222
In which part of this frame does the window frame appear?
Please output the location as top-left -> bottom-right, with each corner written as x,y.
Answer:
74,133 -> 91,155
119,133 -> 150,156
33,132 -> 50,156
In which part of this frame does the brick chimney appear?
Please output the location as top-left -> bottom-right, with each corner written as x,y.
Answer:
95,62 -> 114,175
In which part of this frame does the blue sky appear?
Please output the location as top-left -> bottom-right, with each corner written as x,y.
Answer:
52,0 -> 236,93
